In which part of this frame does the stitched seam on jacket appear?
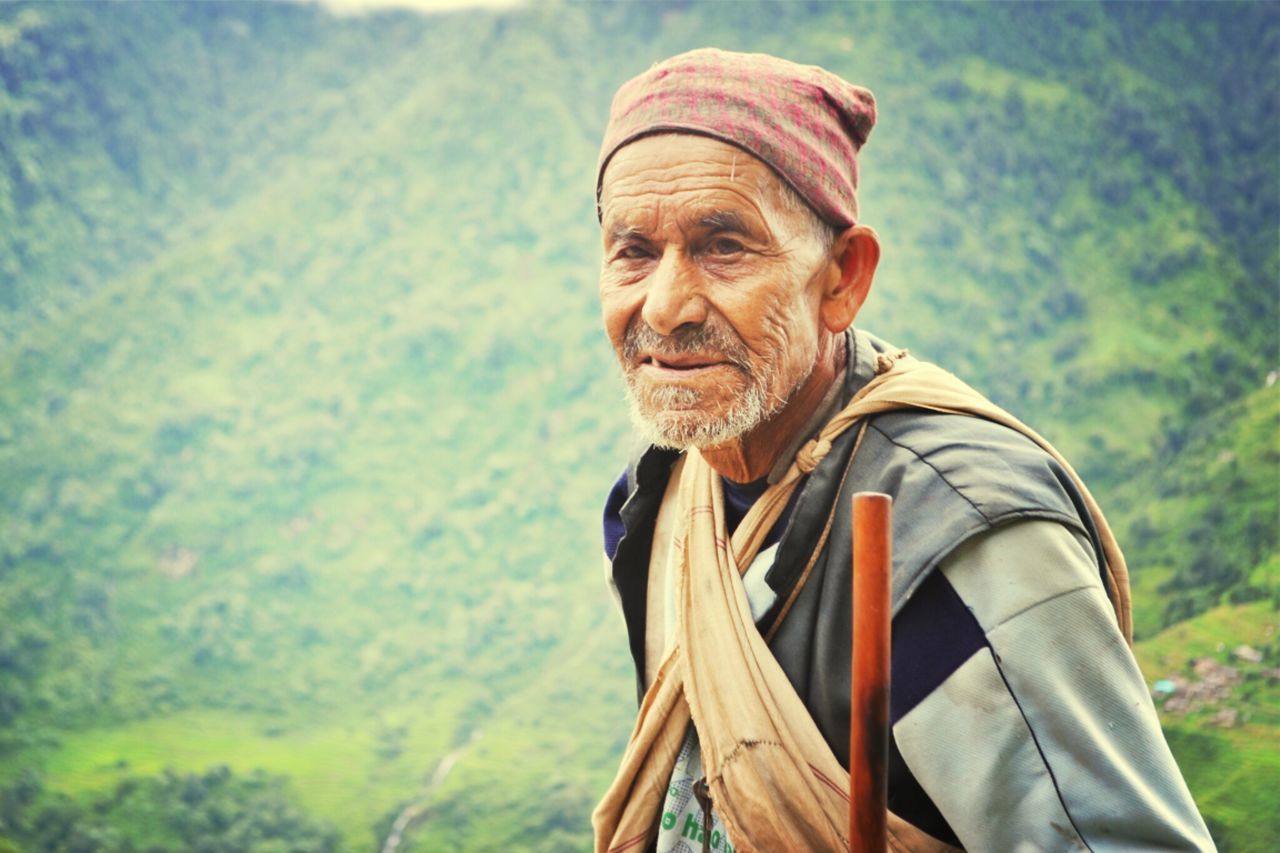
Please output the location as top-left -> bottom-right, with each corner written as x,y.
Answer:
868,421 -> 991,523
983,583 -> 1096,633
986,645 -> 1094,852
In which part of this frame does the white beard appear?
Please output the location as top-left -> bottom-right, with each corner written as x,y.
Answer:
623,371 -> 772,450
618,315 -> 814,451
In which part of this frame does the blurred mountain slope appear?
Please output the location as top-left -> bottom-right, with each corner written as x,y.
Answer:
0,1 -> 1276,849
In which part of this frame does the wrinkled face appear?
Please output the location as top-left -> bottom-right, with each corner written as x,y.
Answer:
598,134 -> 831,450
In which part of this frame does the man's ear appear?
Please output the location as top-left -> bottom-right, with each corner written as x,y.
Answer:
820,224 -> 880,334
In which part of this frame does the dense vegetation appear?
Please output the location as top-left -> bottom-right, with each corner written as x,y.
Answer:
0,1 -> 1276,849
0,767 -> 339,852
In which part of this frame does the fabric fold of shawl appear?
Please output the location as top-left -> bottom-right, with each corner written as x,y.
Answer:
592,350 -> 1131,853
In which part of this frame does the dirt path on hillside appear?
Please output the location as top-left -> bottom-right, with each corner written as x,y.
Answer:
380,729 -> 483,853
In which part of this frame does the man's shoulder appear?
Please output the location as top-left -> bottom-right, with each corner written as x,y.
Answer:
862,407 -> 1078,528
600,444 -> 681,561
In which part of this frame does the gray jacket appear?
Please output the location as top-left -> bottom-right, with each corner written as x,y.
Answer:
605,329 -> 1213,850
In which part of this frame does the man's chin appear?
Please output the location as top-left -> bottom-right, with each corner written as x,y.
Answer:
632,422 -> 726,452
626,399 -> 763,451
620,366 -> 777,450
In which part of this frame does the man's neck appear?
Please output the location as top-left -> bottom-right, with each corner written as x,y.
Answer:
702,333 -> 846,484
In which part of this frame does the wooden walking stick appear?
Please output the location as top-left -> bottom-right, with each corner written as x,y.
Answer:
851,492 -> 892,851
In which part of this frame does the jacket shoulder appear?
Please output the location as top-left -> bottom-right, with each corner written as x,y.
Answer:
865,409 -> 1087,532
767,407 -> 1098,623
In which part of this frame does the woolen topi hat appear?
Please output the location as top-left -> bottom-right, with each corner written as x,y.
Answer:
597,47 -> 877,227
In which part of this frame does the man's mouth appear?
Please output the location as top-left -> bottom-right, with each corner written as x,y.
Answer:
639,353 -> 732,374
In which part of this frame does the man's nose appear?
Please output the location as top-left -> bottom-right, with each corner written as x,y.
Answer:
641,249 -> 707,336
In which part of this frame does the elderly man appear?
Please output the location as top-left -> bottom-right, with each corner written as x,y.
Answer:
590,49 -> 1211,852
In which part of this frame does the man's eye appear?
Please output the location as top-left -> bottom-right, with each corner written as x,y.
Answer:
708,238 -> 745,256
616,245 -> 653,261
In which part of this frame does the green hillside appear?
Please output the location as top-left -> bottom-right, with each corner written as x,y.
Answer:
0,1 -> 1276,850
1134,602 -> 1280,848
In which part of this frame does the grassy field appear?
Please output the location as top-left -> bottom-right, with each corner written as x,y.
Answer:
6,701 -> 469,850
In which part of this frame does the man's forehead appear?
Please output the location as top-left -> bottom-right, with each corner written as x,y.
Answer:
599,135 -> 778,232
604,207 -> 763,245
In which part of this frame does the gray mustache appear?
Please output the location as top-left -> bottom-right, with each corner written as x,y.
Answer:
621,319 -> 749,367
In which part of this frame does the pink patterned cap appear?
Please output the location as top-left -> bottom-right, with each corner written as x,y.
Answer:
597,48 -> 877,227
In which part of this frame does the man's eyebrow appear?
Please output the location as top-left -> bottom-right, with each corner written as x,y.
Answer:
696,211 -> 758,236
606,224 -> 649,245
